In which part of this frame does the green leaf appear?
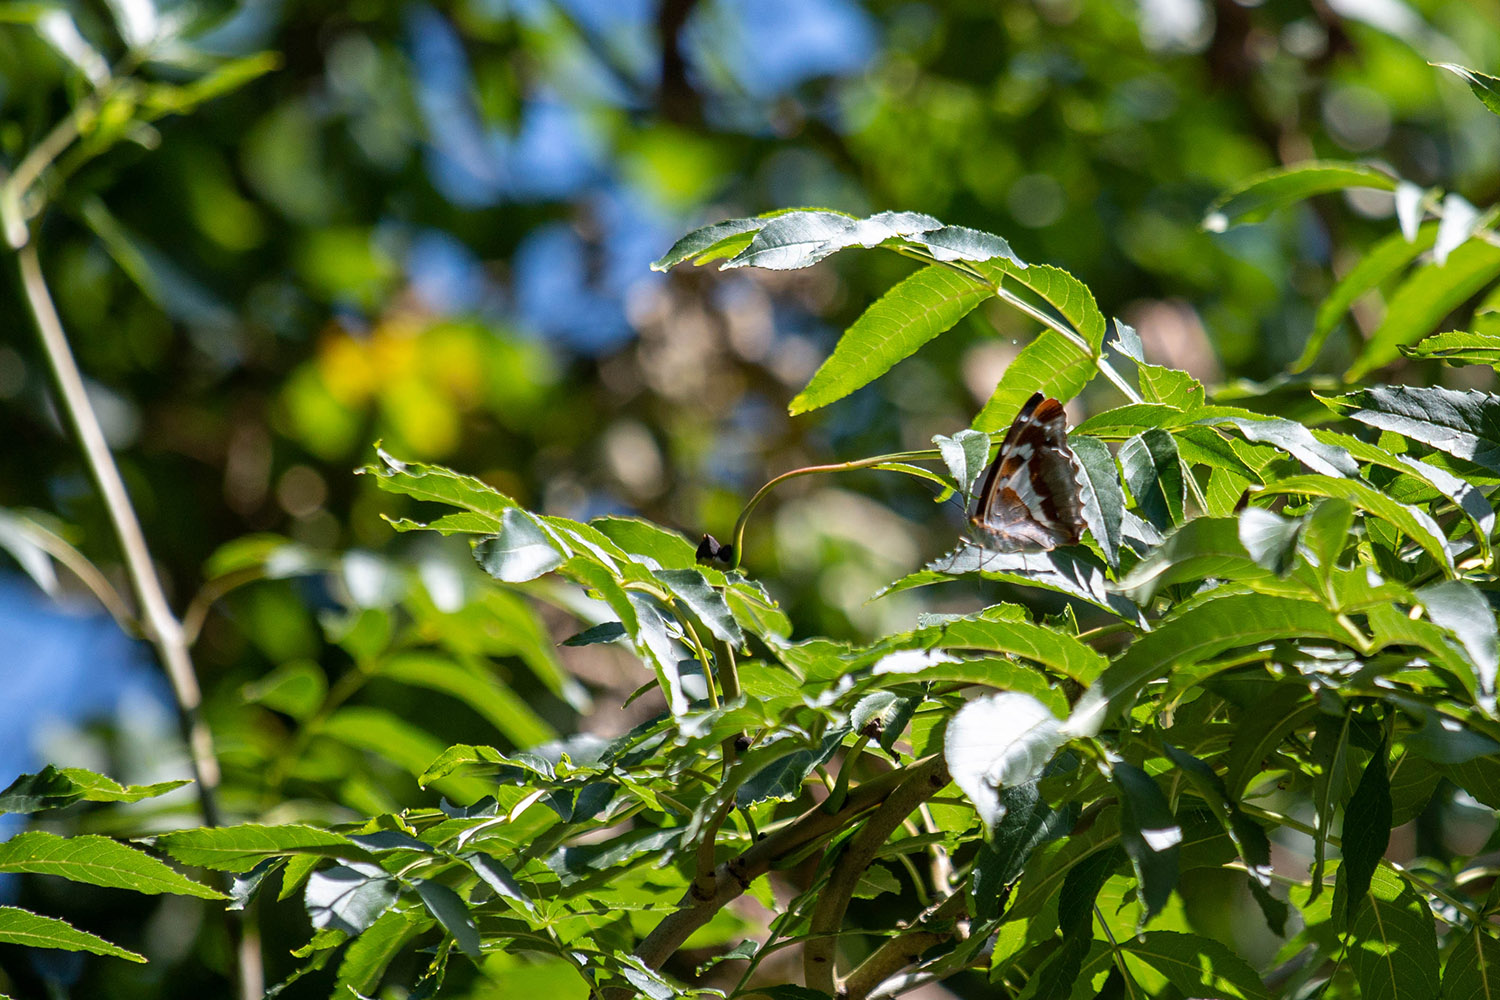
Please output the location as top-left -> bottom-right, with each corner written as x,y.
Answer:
1417,581 -> 1498,704
334,908 -> 423,997
306,862 -> 398,936
916,603 -> 1109,685
0,765 -> 189,814
1346,239 -> 1500,380
723,210 -> 857,270
1434,62 -> 1500,117
909,224 -> 1023,265
1111,761 -> 1180,924
0,906 -> 145,963
1296,223 -> 1438,372
374,652 -> 556,749
935,428 -> 993,499
1252,475 -> 1453,574
154,824 -> 371,873
1114,513 -> 1302,605
562,622 -> 627,646
473,509 -> 565,583
1120,428 -> 1184,530
1440,928 -> 1500,1000
1346,867 -> 1440,1000
973,328 -> 1097,433
851,862 -> 902,899
462,851 -> 537,916
790,264 -> 990,414
1327,385 -> 1500,474
1126,931 -> 1270,999
1203,161 -> 1397,230
1072,436 -> 1124,569
1217,417 -> 1360,479
414,879 -> 481,959
1400,329 -> 1500,366
0,832 -> 224,899
651,218 -> 765,270
895,545 -> 1140,620
945,691 -> 1066,830
361,449 -> 517,529
1340,739 -> 1392,925
656,568 -> 744,645
1069,595 -> 1349,737
592,516 -> 699,569
241,660 -> 326,720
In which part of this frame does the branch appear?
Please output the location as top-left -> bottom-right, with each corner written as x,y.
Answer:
17,240 -> 222,827
632,755 -> 949,973
804,758 -> 952,992
843,889 -> 969,1000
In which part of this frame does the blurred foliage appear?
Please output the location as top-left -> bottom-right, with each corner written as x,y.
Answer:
4,0 -> 1500,996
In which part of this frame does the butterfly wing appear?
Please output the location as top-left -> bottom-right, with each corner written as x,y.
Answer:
971,394 -> 1085,552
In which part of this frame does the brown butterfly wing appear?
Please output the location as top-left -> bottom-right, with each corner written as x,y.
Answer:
971,395 -> 1085,551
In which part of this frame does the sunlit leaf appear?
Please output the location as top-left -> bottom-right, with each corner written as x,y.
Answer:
0,832 -> 224,899
0,906 -> 144,963
945,692 -> 1066,830
1204,161 -> 1397,230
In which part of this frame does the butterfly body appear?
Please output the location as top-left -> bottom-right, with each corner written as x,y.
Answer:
970,393 -> 1086,551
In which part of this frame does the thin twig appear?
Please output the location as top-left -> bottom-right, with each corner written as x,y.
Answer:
18,240 -> 222,827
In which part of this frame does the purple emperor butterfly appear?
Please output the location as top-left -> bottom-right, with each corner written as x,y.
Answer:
970,393 -> 1086,551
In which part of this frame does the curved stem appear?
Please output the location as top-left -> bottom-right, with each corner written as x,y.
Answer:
3,513 -> 135,630
729,450 -> 937,568
18,240 -> 222,827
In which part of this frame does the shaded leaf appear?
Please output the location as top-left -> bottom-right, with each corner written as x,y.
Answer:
1340,739 -> 1392,924
414,879 -> 481,959
1120,428 -> 1184,530
306,862 -> 398,936
1346,867 -> 1440,1000
1072,436 -> 1124,569
1204,161 -> 1397,230
1111,761 -> 1180,923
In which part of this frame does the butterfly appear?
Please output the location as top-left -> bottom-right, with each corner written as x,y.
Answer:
969,393 -> 1086,552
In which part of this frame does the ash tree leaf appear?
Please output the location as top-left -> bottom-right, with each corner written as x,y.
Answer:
1120,428 -> 1184,530
918,602 -> 1109,684
462,852 -> 536,916
1434,192 -> 1480,265
973,779 -> 1077,920
1253,475 -> 1454,574
1127,931 -> 1270,999
1434,62 -> 1500,117
1440,928 -> 1500,1000
1111,760 -> 1180,924
908,224 -> 1024,265
0,905 -> 145,963
848,209 -> 944,245
1296,223 -> 1438,372
1340,739 -> 1393,926
154,824 -> 372,873
473,508 -> 564,582
1020,847 -> 1118,1000
651,217 -> 765,270
305,862 -> 398,936
375,652 -> 556,749
945,692 -> 1067,830
562,622 -> 627,646
897,544 -> 1140,620
1072,436 -> 1124,569
1417,580 -> 1498,705
414,879 -> 481,959
656,568 -> 744,645
935,428 -> 994,500
1216,418 -> 1360,478
1069,594 -> 1349,738
1160,744 -> 1286,935
592,516 -> 699,569
735,728 -> 847,806
360,449 -> 518,530
1345,239 -> 1500,381
790,264 -> 990,414
334,908 -> 423,997
1328,385 -> 1500,474
1346,867 -> 1440,1000
723,210 -> 857,270
0,831 -> 225,899
1400,329 -> 1500,366
1203,161 -> 1397,230
0,765 -> 189,813
1114,513 -> 1300,605
970,262 -> 1107,431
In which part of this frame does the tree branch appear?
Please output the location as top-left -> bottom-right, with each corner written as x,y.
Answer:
843,890 -> 969,1000
632,755 -> 948,974
804,758 -> 952,992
